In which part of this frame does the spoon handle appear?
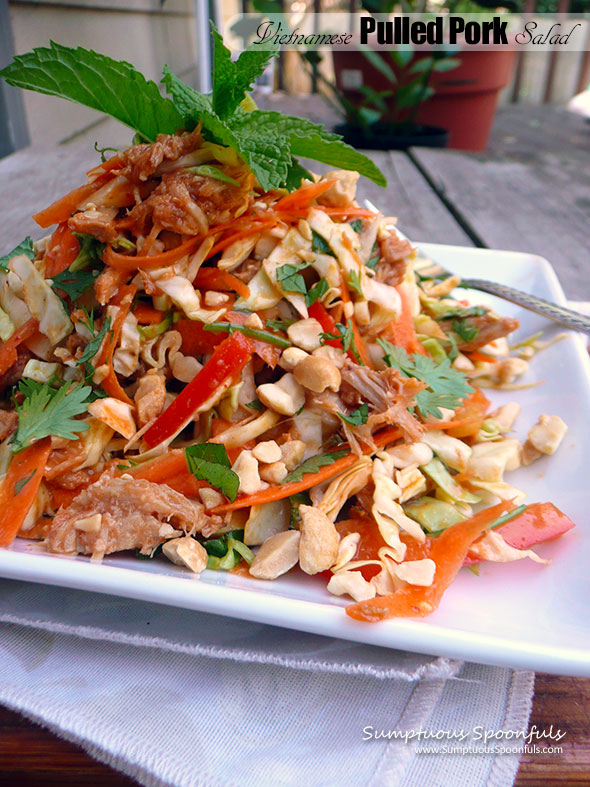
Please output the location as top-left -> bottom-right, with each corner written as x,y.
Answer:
460,278 -> 590,335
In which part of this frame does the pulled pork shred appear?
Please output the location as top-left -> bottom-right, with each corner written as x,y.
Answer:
376,233 -> 414,287
320,361 -> 425,453
45,473 -> 223,558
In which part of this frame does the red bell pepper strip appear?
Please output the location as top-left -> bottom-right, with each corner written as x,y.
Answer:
176,318 -> 223,356
464,502 -> 575,564
143,330 -> 254,448
308,301 -> 340,348
346,501 -> 510,621
0,318 -> 38,377
44,223 -> 80,277
0,438 -> 52,546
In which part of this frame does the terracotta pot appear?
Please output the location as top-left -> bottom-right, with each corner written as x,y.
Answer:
332,48 -> 516,151
416,49 -> 516,151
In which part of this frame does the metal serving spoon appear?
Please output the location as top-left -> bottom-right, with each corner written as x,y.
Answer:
363,200 -> 590,336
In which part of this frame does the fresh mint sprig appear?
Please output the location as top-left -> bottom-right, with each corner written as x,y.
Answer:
0,30 -> 387,192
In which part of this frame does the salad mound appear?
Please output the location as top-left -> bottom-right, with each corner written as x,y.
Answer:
0,34 -> 575,621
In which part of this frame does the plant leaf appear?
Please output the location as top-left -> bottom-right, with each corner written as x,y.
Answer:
184,443 -> 239,502
11,380 -> 91,453
282,449 -> 349,484
51,267 -> 96,301
0,42 -> 184,141
0,236 -> 34,271
338,403 -> 369,426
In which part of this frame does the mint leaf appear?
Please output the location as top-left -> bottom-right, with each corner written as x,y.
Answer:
283,449 -> 349,484
184,443 -> 239,502
311,229 -> 335,257
186,165 -> 240,187
350,219 -> 363,233
0,42 -> 183,141
338,403 -> 369,426
0,236 -> 34,271
452,318 -> 479,343
276,261 -> 313,294
285,159 -> 314,191
305,278 -> 328,307
11,380 -> 91,453
247,111 -> 387,187
161,66 -> 219,131
211,25 -> 276,119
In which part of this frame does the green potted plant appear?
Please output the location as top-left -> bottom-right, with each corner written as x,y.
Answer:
253,0 -> 516,151
331,0 -> 517,150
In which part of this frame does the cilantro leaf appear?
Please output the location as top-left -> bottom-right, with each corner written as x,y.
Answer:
76,316 -> 112,367
0,236 -> 34,271
347,270 -> 363,298
350,219 -> 363,233
378,340 -> 473,419
51,268 -> 96,301
11,380 -> 91,453
305,278 -> 328,307
70,234 -> 105,272
276,261 -> 312,294
283,450 -> 349,484
321,320 -> 362,363
184,443 -> 239,502
0,42 -> 183,142
311,229 -> 335,257
338,403 -> 369,426
265,317 -> 296,332
245,399 -> 264,411
367,242 -> 380,270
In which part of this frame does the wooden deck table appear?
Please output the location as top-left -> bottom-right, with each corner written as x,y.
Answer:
0,137 -> 588,785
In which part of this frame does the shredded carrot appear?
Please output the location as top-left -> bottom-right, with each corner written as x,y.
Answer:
346,501 -> 511,621
211,428 -> 402,513
95,285 -> 137,405
0,318 -> 38,376
320,207 -> 376,218
205,217 -> 277,260
133,303 -> 166,325
104,236 -> 202,271
139,223 -> 162,257
339,277 -> 373,368
44,222 -> 80,277
0,438 -> 52,546
382,284 -> 425,355
194,268 -> 250,299
274,180 -> 334,213
465,350 -> 495,364
33,182 -> 104,228
86,153 -> 124,179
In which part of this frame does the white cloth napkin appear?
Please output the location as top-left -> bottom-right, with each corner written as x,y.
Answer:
0,579 -> 533,787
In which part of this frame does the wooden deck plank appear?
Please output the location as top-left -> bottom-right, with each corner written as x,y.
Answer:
409,146 -> 590,298
355,151 -> 474,247
0,145 -> 98,250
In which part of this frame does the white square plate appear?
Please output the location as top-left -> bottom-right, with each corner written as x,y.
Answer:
1,244 -> 589,676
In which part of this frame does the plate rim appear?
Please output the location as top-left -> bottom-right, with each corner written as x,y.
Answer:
2,243 -> 589,677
